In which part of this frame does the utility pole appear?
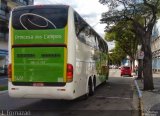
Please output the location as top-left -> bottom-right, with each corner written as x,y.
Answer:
137,45 -> 144,79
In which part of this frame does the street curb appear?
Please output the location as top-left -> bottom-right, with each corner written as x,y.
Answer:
134,80 -> 144,116
0,90 -> 8,95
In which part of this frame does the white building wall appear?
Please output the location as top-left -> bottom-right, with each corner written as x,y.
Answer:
152,19 -> 160,72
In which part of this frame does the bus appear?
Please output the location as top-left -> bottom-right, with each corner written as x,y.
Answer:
8,5 -> 109,100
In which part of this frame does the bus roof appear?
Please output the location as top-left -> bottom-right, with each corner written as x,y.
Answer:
13,5 -> 69,12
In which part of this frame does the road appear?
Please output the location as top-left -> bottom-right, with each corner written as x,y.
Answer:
0,75 -> 8,86
0,69 -> 139,116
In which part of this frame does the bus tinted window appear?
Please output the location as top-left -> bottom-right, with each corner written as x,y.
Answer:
74,11 -> 108,52
12,8 -> 68,30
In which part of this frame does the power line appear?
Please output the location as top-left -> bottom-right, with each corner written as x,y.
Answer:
92,22 -> 100,28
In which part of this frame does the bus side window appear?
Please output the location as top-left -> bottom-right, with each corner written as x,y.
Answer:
98,39 -> 104,52
74,12 -> 87,44
74,13 -> 79,33
91,32 -> 97,48
95,36 -> 100,50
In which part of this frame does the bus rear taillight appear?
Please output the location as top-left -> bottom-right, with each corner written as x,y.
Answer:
8,64 -> 12,81
67,64 -> 73,82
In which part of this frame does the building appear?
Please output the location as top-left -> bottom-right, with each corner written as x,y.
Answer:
0,0 -> 34,68
151,19 -> 160,72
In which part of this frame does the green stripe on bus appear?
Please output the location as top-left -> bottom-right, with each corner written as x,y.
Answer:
13,47 -> 65,82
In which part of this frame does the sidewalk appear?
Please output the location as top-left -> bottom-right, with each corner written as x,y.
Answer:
136,73 -> 160,116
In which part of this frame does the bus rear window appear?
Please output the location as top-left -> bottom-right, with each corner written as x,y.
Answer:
12,7 -> 68,30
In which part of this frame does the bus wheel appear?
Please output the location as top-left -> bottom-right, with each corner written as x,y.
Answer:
83,82 -> 90,100
89,78 -> 94,96
83,78 -> 94,100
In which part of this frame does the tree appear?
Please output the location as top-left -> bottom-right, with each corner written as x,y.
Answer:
105,20 -> 139,68
109,44 -> 127,66
99,0 -> 160,90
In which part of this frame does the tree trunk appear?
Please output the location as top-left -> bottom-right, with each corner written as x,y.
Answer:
131,60 -> 133,72
142,34 -> 154,90
131,8 -> 156,90
130,60 -> 132,71
138,59 -> 143,79
131,59 -> 135,73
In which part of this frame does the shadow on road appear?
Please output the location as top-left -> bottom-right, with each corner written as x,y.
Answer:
16,79 -> 138,116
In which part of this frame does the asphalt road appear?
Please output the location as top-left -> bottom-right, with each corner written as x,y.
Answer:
0,75 -> 8,86
0,69 -> 139,116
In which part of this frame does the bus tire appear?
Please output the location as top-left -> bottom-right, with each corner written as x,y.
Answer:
83,81 -> 90,100
93,76 -> 96,88
83,92 -> 89,100
89,78 -> 94,96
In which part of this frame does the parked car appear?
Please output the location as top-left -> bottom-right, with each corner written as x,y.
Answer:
120,66 -> 132,77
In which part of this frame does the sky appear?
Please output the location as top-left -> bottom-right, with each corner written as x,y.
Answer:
34,0 -> 115,50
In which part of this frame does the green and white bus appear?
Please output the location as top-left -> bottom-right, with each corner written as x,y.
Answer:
8,5 -> 109,100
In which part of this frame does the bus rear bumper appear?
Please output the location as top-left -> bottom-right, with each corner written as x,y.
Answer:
8,82 -> 76,100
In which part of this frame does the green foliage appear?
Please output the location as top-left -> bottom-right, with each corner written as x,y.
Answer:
99,0 -> 159,90
99,0 -> 160,32
105,20 -> 138,60
109,45 -> 126,65
100,0 -> 160,60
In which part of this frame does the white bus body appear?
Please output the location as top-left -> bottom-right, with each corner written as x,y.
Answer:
8,5 -> 109,100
